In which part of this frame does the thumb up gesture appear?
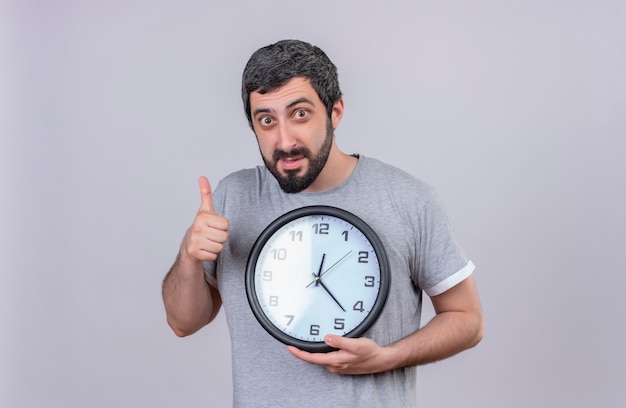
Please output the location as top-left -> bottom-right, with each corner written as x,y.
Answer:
181,176 -> 230,263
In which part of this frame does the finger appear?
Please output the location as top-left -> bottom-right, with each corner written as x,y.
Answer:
324,334 -> 343,349
286,346 -> 331,365
323,335 -> 364,355
198,176 -> 215,213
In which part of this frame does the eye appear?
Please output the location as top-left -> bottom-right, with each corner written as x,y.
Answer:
259,116 -> 273,126
293,109 -> 308,120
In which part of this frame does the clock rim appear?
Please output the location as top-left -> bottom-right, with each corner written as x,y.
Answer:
245,205 -> 391,353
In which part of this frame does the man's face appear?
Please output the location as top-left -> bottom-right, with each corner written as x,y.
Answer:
249,77 -> 338,193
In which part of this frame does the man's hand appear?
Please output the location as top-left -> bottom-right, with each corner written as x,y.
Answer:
181,176 -> 229,263
286,335 -> 393,375
287,276 -> 484,374
162,176 -> 228,337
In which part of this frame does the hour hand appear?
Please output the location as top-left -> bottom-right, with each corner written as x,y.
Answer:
306,251 -> 352,288
306,253 -> 326,288
320,250 -> 353,278
315,253 -> 325,286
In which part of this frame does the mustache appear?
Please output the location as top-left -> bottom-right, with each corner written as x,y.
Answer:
272,147 -> 311,161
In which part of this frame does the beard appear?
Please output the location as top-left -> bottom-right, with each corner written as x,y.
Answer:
262,120 -> 334,194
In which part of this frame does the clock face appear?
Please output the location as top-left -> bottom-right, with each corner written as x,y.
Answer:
245,206 -> 390,352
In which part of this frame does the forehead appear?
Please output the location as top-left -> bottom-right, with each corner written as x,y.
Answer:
250,77 -> 322,112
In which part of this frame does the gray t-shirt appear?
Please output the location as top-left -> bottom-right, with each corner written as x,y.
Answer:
204,156 -> 474,408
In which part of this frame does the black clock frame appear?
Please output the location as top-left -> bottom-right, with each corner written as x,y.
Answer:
245,205 -> 391,353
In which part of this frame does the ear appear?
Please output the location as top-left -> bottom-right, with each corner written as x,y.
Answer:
330,98 -> 344,129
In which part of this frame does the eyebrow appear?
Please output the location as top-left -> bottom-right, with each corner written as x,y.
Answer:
286,97 -> 315,109
252,97 -> 316,118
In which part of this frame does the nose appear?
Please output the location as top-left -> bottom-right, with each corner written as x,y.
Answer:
276,122 -> 297,151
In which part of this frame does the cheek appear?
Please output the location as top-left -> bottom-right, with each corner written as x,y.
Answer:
256,138 -> 271,157
254,131 -> 270,149
255,135 -> 279,163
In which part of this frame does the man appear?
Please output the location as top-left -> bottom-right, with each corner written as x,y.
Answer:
162,39 -> 483,407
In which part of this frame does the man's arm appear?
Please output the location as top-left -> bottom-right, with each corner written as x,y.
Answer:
162,176 -> 229,337
287,275 -> 484,374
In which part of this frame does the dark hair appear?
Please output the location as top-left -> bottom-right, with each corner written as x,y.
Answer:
241,39 -> 342,128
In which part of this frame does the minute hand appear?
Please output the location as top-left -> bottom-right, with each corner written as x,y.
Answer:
317,280 -> 346,312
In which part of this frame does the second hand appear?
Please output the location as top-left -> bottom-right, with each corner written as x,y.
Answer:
306,250 -> 353,288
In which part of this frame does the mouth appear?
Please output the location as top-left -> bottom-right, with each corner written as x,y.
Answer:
279,156 -> 305,171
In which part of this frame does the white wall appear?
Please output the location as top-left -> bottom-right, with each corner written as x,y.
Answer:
2,0 -> 624,407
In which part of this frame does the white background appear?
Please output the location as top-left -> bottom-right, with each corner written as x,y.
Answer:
1,0 -> 624,407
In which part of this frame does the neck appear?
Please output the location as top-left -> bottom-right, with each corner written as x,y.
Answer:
304,142 -> 358,193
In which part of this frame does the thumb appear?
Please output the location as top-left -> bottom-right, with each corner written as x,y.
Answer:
324,334 -> 358,352
198,176 -> 215,213
324,334 -> 343,349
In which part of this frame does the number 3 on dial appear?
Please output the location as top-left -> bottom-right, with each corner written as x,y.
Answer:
245,206 -> 390,352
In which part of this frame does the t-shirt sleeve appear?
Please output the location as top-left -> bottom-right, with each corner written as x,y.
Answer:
414,190 -> 475,296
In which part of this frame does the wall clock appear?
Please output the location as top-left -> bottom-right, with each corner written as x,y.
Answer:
245,206 -> 390,352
